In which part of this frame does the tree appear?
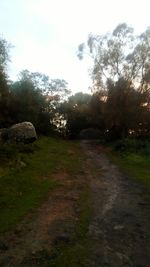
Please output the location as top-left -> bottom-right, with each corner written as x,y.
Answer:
60,92 -> 93,138
89,91 -> 106,131
10,70 -> 70,134
18,70 -> 71,97
0,37 -> 11,127
0,37 -> 11,69
78,23 -> 150,139
10,79 -> 47,130
105,78 -> 141,139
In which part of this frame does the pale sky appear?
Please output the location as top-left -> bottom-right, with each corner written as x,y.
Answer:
0,0 -> 150,93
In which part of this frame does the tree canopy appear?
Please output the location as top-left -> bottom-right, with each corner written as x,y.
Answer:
77,23 -> 150,139
78,23 -> 150,92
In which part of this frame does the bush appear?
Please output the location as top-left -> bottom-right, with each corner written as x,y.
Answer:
0,143 -> 18,162
0,142 -> 36,163
113,138 -> 150,154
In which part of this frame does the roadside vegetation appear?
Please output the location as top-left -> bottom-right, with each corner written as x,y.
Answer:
107,138 -> 150,192
0,137 -> 84,232
0,136 -> 93,267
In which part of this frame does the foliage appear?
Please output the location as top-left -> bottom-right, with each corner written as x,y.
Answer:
79,23 -> 150,88
109,149 -> 150,192
0,37 -> 11,68
60,92 -> 98,138
111,138 -> 150,154
10,79 -> 49,132
0,70 -> 11,127
0,37 -> 12,128
78,23 -> 150,140
0,37 -> 70,133
8,70 -> 70,134
1,25 -> 150,139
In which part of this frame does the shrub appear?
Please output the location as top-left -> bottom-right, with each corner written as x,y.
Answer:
113,138 -> 150,154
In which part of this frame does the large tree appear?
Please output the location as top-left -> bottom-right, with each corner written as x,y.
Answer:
78,23 -> 150,138
78,23 -> 150,89
0,37 -> 11,127
10,70 -> 70,134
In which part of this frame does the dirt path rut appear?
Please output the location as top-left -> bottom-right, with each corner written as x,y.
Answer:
81,140 -> 150,267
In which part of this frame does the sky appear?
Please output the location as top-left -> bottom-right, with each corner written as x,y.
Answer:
0,0 -> 150,93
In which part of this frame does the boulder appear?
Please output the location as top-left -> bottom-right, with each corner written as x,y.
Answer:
80,128 -> 101,139
0,122 -> 37,143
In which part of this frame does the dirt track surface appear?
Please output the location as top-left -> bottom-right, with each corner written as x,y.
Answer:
0,140 -> 150,267
81,140 -> 150,267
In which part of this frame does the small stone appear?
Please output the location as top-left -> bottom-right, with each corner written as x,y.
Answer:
114,225 -> 124,230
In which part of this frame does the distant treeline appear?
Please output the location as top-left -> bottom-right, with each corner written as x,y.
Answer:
0,23 -> 150,140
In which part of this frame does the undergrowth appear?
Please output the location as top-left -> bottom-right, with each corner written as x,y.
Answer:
108,138 -> 150,192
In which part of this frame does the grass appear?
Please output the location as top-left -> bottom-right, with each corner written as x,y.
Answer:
16,179 -> 92,267
109,150 -> 150,192
0,136 -> 84,232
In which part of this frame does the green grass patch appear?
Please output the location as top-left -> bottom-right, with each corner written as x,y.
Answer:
0,137 -> 84,232
109,151 -> 150,192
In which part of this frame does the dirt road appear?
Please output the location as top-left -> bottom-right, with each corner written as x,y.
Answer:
81,140 -> 150,267
0,140 -> 150,267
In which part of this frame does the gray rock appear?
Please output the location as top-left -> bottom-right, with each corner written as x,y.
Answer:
0,122 -> 37,144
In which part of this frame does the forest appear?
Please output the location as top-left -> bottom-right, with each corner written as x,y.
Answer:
0,23 -> 150,143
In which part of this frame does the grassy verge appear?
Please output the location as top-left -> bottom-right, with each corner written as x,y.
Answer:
109,151 -> 150,192
0,137 -> 84,232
